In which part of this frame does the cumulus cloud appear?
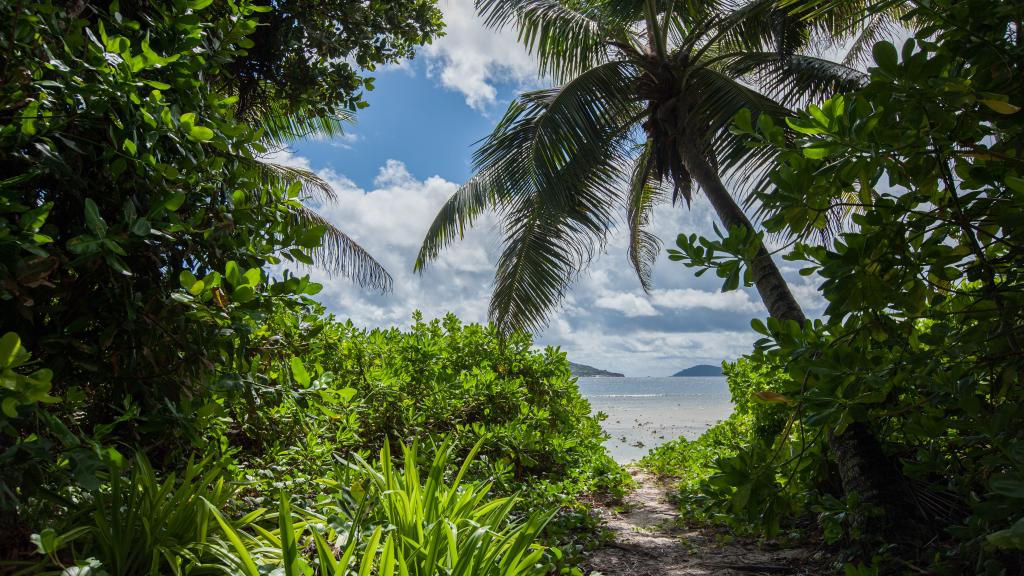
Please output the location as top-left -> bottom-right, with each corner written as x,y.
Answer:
650,288 -> 761,312
595,291 -> 659,317
422,0 -> 539,110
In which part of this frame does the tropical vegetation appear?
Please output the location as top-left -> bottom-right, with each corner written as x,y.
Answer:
0,0 -> 623,574
419,0 -> 1024,573
4,0 -> 1024,573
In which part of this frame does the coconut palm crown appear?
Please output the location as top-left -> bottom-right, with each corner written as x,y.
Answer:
415,0 -> 865,332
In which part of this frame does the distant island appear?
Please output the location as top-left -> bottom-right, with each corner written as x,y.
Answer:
569,362 -> 625,377
672,364 -> 724,377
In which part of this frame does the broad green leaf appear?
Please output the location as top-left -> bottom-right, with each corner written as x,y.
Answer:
225,261 -> 241,285
290,357 -> 310,387
164,192 -> 186,212
131,218 -> 151,236
0,332 -> 21,368
84,199 -> 107,237
179,270 -> 198,290
987,518 -> 1024,550
981,99 -> 1020,115
1006,176 -> 1024,197
2,397 -> 19,418
991,476 -> 1024,499
872,41 -> 898,74
189,125 -> 215,141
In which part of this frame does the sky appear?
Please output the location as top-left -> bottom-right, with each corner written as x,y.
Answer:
275,0 -> 827,377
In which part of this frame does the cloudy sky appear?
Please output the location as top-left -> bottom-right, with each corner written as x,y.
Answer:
279,0 -> 826,376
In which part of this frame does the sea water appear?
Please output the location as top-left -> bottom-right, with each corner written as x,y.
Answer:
577,376 -> 734,463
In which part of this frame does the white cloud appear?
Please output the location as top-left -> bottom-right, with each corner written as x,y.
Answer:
422,0 -> 539,110
595,291 -> 659,317
330,133 -> 360,150
650,288 -> 761,312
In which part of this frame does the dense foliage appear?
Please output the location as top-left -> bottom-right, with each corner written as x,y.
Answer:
659,0 -> 1024,572
0,0 -> 625,573
229,307 -> 627,507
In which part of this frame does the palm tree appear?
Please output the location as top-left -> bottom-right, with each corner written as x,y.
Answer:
416,0 -> 861,330
415,0 -> 913,535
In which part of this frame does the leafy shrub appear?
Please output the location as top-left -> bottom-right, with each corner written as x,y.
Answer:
660,0 -> 1024,570
223,306 -> 627,512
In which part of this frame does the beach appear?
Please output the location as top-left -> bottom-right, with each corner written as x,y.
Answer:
577,376 -> 734,463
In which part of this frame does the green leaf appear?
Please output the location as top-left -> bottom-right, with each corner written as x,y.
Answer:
188,125 -> 215,141
179,270 -> 198,290
290,357 -> 310,387
203,499 -> 261,576
232,285 -> 256,304
84,199 -> 107,237
164,192 -> 186,212
991,475 -> 1024,498
987,518 -> 1024,550
0,332 -> 21,369
31,528 -> 57,554
1006,176 -> 1024,197
123,138 -> 137,156
130,218 -> 151,236
872,41 -> 898,75
278,491 -> 298,576
802,146 -> 830,160
981,100 -> 1020,115
225,261 -> 241,285
2,397 -> 19,418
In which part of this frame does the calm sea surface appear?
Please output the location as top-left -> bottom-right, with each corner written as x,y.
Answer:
577,376 -> 733,463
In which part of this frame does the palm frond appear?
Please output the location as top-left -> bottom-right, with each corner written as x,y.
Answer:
239,93 -> 356,145
721,52 -> 867,106
841,11 -> 903,66
476,0 -> 618,80
287,205 -> 393,292
489,202 -> 599,334
474,60 -> 640,206
682,67 -> 790,200
626,139 -> 669,292
416,60 -> 640,279
234,156 -> 391,291
250,158 -> 337,204
414,176 -> 497,272
689,0 -> 778,57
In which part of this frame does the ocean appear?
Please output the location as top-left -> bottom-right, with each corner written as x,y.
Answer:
577,376 -> 734,463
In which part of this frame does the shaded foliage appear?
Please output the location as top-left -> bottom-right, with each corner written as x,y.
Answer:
662,0 -> 1024,571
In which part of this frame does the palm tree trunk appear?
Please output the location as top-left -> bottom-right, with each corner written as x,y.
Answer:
675,135 -> 918,539
676,138 -> 805,323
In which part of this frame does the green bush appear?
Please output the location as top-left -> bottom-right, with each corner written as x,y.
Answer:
640,358 -> 822,537
217,305 -> 627,509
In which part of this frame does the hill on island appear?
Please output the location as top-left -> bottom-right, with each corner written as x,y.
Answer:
672,364 -> 724,377
569,362 -> 625,377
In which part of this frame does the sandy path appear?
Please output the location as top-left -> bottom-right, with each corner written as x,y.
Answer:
581,468 -> 821,576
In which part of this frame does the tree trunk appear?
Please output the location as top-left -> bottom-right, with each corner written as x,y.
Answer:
676,137 -> 805,324
675,135 -> 917,540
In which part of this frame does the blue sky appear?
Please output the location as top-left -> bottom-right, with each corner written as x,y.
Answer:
290,67 -> 506,190
276,0 -> 825,376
